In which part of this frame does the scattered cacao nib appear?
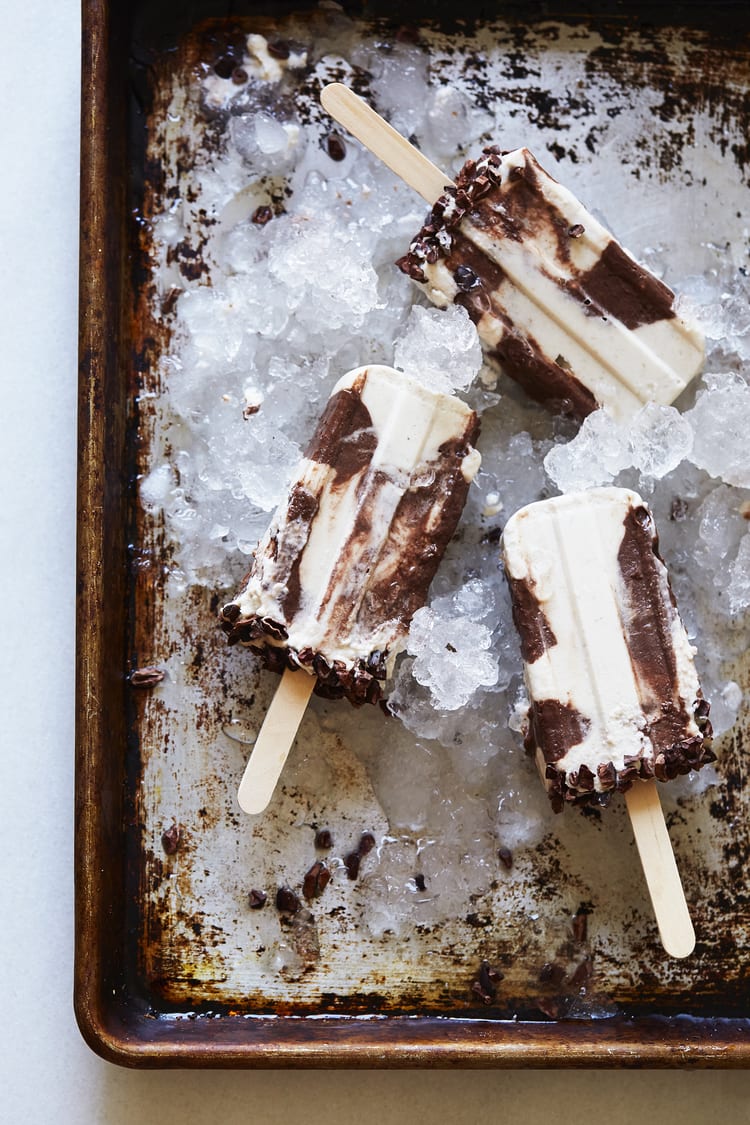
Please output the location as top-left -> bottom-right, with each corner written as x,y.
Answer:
471,959 -> 503,1004
248,888 -> 268,910
536,996 -> 567,1019
242,402 -> 261,419
130,665 -> 165,688
324,132 -> 347,162
314,827 -> 333,849
481,525 -> 503,545
344,851 -> 361,880
414,873 -> 427,892
267,38 -> 291,59
572,906 -> 590,944
497,846 -> 513,871
275,886 -> 301,914
741,500 -> 750,520
342,831 -> 376,879
670,496 -> 689,521
161,824 -> 181,855
161,286 -> 182,316
395,24 -> 421,43
231,66 -> 248,84
568,223 -> 585,238
539,961 -> 566,985
252,204 -> 274,225
471,981 -> 493,1005
465,912 -> 490,928
303,861 -> 331,900
568,956 -> 593,987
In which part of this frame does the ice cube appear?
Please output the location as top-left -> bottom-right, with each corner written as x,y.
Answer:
406,608 -> 499,711
727,534 -> 750,613
393,304 -> 483,393
629,403 -> 693,479
686,373 -> 750,487
544,409 -> 629,493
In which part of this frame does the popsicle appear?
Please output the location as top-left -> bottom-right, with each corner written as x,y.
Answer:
320,84 -> 704,421
222,363 -> 481,812
501,486 -> 714,956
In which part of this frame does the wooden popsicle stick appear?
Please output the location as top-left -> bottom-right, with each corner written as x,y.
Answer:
624,779 -> 696,959
320,82 -> 453,203
237,668 -> 315,815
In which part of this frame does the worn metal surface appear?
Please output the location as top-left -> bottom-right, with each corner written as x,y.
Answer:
76,0 -> 750,1066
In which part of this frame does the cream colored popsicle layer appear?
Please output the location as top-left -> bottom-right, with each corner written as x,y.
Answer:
398,148 -> 704,421
221,365 -> 481,706
501,487 -> 714,811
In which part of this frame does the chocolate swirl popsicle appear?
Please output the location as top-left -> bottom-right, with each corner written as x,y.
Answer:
222,364 -> 480,813
319,86 -> 704,421
398,148 -> 704,421
501,487 -> 714,811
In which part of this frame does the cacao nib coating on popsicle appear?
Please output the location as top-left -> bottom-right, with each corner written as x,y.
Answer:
536,694 -> 716,812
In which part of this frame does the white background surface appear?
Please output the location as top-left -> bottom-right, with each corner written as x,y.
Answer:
1,2 -> 748,1121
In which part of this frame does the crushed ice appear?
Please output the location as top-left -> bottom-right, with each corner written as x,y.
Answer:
544,402 -> 694,492
394,304 -> 483,394
144,21 -> 749,913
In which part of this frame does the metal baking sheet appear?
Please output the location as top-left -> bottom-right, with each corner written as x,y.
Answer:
76,0 -> 750,1066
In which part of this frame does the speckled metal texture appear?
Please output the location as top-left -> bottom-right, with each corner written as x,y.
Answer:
76,0 -> 750,1066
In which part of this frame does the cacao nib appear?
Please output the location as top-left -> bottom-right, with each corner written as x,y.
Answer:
267,39 -> 291,59
276,886 -> 301,914
324,132 -> 346,162
130,665 -> 165,687
252,205 -> 274,225
454,265 -> 481,291
303,861 -> 331,900
161,824 -> 181,855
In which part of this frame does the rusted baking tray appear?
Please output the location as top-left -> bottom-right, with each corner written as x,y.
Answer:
76,0 -> 750,1066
